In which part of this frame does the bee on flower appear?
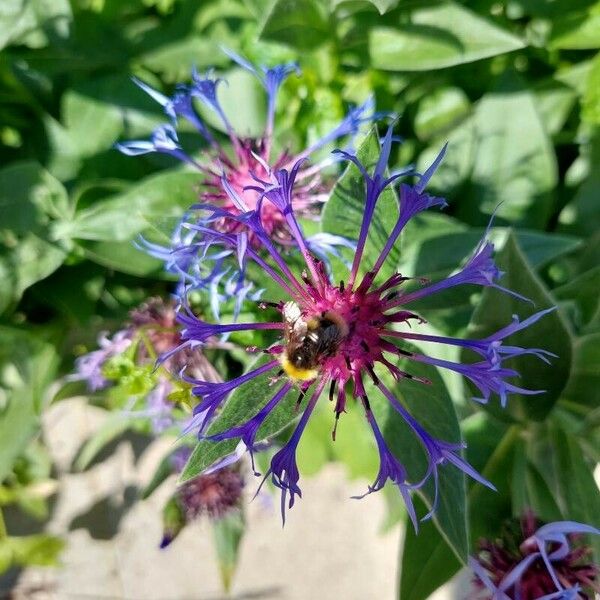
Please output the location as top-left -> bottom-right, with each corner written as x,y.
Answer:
175,123 -> 557,525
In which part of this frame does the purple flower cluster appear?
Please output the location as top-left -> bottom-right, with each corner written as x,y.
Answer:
470,513 -> 599,599
118,50 -> 372,314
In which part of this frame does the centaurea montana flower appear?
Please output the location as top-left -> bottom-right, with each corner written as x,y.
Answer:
178,125 -> 556,524
117,50 -> 373,309
470,512 -> 599,599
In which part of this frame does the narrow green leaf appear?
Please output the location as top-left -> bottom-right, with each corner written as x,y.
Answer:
465,232 -> 572,422
369,2 -> 524,71
180,355 -> 303,483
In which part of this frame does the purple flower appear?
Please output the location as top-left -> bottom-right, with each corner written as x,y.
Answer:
71,330 -> 132,391
117,50 -> 374,308
180,126 -> 555,522
471,512 -> 599,599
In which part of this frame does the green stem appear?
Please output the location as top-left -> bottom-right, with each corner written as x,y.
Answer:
0,508 -> 7,540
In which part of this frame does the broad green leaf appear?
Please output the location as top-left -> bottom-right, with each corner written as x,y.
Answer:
559,133 -> 600,237
197,68 -> 267,139
259,0 -> 331,50
321,128 -> 400,284
0,0 -> 71,50
369,2 -> 524,71
417,118 -> 476,196
61,170 -> 199,243
465,233 -> 572,422
0,235 -> 68,314
398,497 -> 461,600
560,333 -> 600,409
582,52 -> 600,125
511,440 -> 562,522
457,73 -> 558,228
180,355 -> 304,483
78,240 -> 163,277
534,81 -> 578,136
0,162 -> 70,233
3,534 -> 64,569
0,328 -> 58,482
554,267 -> 600,334
414,87 -> 470,141
0,162 -> 70,311
529,422 -> 600,561
397,413 -> 511,600
550,8 -> 600,49
62,89 -> 123,158
212,511 -> 245,593
139,38 -> 227,83
371,346 -> 469,562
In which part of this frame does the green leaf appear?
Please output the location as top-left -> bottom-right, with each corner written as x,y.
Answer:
197,67 -> 267,139
398,497 -> 461,600
550,8 -> 600,49
139,38 -> 227,83
0,0 -> 71,50
321,127 -> 400,283
560,333 -> 600,409
457,73 -> 558,228
559,133 -> 600,237
554,267 -> 600,334
62,89 -> 123,158
259,0 -> 331,50
371,347 -> 469,562
534,80 -> 578,136
414,87 -> 470,141
61,170 -> 200,243
180,355 -> 303,483
212,511 -> 245,593
511,449 -> 562,523
0,328 -> 58,482
582,52 -> 600,125
0,162 -> 70,311
529,422 -> 600,561
465,233 -> 572,422
369,2 -> 525,71
6,534 -> 64,568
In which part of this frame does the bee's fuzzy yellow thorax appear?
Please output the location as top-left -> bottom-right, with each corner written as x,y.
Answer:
279,354 -> 319,381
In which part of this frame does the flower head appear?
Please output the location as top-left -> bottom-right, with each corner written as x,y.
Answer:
118,51 -> 373,309
177,126 -> 555,523
71,330 -> 132,392
470,512 -> 599,599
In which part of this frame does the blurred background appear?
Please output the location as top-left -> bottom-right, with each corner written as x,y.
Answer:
0,0 -> 599,598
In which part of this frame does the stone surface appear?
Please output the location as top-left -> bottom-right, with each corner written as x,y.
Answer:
9,399 -> 409,599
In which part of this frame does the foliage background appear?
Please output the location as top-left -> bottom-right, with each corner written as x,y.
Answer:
0,0 -> 599,597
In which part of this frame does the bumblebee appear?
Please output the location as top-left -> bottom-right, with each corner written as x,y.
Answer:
280,302 -> 348,381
